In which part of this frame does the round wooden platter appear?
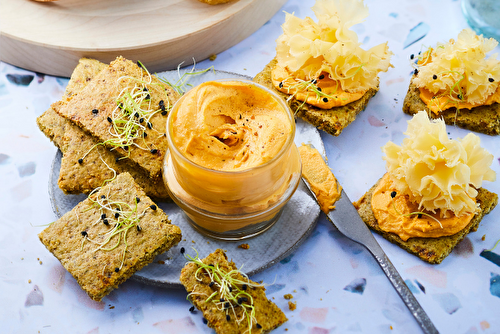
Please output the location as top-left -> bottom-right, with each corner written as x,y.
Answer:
0,0 -> 286,77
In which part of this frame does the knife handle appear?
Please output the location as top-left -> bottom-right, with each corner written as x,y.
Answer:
368,248 -> 439,334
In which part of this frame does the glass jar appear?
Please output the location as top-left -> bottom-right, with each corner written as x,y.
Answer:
163,80 -> 301,240
462,0 -> 500,41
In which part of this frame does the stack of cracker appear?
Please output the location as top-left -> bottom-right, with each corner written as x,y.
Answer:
37,56 -> 180,199
39,172 -> 182,301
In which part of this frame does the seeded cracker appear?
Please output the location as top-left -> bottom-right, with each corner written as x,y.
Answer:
403,77 -> 500,135
55,56 -> 178,178
180,249 -> 287,334
253,59 -> 378,137
36,58 -> 174,199
39,173 -> 182,301
355,179 -> 498,264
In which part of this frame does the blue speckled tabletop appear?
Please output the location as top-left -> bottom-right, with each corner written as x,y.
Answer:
1,0 -> 499,333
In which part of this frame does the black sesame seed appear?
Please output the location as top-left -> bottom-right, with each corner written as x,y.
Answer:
224,302 -> 230,309
150,204 -> 157,210
134,112 -> 139,118
418,213 -> 423,218
101,195 -> 106,199
256,323 -> 262,329
410,54 -> 414,60
103,219 -> 109,225
139,118 -> 144,123
81,231 -> 87,237
115,212 -> 119,218
78,158 -> 83,164
414,69 -> 419,75
136,225 -> 142,232
92,109 -> 98,114
226,315 -> 230,321
319,74 -> 325,80
143,132 -> 147,138
150,148 -> 158,154
119,103 -> 123,109
458,94 -> 463,100
209,264 -> 214,267
189,305 -> 195,313
202,318 -> 208,325
101,213 -> 107,219
209,281 -> 215,287
311,79 -> 317,84
242,284 -> 247,291
123,146 -> 129,151
161,110 -> 168,116
322,97 -> 328,102
145,94 -> 150,100
107,117 -> 112,123
136,197 -> 140,203
433,74 -> 437,80
228,286 -> 232,292
180,247 -> 185,254
114,267 -> 120,272
317,87 -> 322,92
489,78 -> 495,82
220,298 -> 224,302
390,191 -> 397,198
143,87 -> 148,92
147,122 -> 153,129
237,297 -> 248,304
115,157 -> 120,163
159,100 -> 165,107
279,82 -> 283,88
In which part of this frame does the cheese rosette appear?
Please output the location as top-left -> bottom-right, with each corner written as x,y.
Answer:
382,111 -> 496,218
414,29 -> 500,111
273,0 -> 392,108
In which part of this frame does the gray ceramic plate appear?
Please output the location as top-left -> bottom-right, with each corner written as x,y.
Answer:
49,69 -> 324,287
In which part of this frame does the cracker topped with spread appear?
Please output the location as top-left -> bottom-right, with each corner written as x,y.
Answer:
404,29 -> 500,135
355,111 -> 497,263
254,0 -> 393,136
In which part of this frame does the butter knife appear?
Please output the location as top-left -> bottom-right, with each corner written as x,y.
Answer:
302,180 -> 439,334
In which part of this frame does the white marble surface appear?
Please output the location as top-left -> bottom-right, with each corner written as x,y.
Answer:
1,0 -> 500,333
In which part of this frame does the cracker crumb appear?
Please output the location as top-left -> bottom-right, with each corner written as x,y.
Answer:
209,54 -> 217,61
192,240 -> 196,244
157,260 -> 165,264
284,294 -> 293,300
288,301 -> 296,311
482,235 -> 486,241
39,261 -> 43,265
28,279 -> 32,284
293,289 -> 297,293
109,306 -> 115,309
238,243 -> 250,250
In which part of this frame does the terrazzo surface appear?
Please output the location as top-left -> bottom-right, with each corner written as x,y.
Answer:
1,0 -> 499,333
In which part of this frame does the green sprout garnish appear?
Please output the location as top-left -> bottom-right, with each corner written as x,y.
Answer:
390,191 -> 443,229
485,238 -> 500,252
158,60 -> 214,95
184,249 -> 266,333
78,157 -> 152,270
79,62 -> 172,163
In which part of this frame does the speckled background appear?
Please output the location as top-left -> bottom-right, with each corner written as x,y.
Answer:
1,0 -> 499,333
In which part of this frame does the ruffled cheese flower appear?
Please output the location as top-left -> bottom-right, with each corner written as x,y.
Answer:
413,29 -> 500,104
383,111 -> 496,218
275,0 -> 392,93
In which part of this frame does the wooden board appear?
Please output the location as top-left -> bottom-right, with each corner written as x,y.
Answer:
0,0 -> 287,77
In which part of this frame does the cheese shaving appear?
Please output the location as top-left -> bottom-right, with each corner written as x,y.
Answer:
413,29 -> 500,105
275,0 -> 393,93
382,111 -> 496,218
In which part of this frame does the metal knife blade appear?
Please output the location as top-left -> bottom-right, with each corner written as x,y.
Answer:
302,179 -> 439,334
